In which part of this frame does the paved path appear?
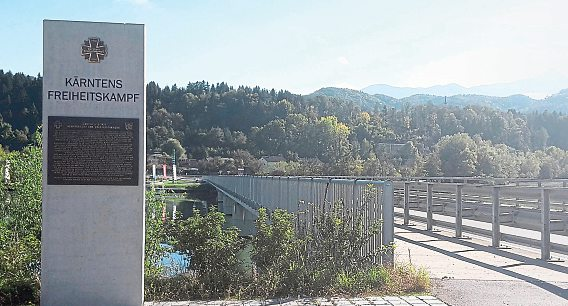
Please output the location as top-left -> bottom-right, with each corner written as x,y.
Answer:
393,218 -> 568,306
146,296 -> 448,306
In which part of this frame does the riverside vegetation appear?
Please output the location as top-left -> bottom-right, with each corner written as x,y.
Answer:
0,141 -> 429,305
0,137 -> 41,305
146,207 -> 429,301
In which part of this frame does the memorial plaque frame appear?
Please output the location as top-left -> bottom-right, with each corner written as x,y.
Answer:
47,116 -> 139,186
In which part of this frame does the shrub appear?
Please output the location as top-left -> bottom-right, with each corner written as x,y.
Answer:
0,144 -> 42,306
384,264 -> 430,294
146,200 -> 429,300
250,202 -> 392,297
144,188 -> 169,279
169,208 -> 248,298
301,201 -> 382,295
252,208 -> 307,297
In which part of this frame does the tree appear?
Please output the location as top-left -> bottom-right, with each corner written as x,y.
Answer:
312,116 -> 351,165
435,133 -> 477,177
161,138 -> 186,160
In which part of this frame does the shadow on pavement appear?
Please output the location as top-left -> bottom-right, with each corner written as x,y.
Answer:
395,224 -> 568,300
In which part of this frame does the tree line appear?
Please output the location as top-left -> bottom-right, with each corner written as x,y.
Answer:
2,69 -> 568,178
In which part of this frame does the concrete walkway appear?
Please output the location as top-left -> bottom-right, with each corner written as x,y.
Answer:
146,296 -> 448,306
393,218 -> 568,306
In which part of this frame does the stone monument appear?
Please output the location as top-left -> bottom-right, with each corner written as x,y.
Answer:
42,20 -> 145,306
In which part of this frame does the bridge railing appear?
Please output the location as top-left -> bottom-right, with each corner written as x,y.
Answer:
391,181 -> 568,259
203,175 -> 394,264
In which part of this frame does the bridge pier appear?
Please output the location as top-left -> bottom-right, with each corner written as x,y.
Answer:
216,190 -> 256,236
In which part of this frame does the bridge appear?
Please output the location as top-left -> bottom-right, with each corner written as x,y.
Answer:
203,175 -> 568,261
204,175 -> 395,263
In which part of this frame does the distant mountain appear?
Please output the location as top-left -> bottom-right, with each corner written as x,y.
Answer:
541,89 -> 568,112
362,83 -> 468,99
308,87 -> 568,113
362,77 -> 568,99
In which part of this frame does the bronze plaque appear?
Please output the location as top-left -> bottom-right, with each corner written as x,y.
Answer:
47,116 -> 139,185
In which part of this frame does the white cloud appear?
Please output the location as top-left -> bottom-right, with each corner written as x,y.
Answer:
117,0 -> 151,8
401,45 -> 567,88
336,56 -> 350,65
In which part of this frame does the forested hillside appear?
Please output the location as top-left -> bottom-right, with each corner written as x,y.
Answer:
0,70 -> 42,151
146,81 -> 568,178
2,69 -> 568,178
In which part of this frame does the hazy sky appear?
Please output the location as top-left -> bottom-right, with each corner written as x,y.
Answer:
1,0 -> 567,95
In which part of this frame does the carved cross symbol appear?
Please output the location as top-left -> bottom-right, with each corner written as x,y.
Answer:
81,37 -> 108,63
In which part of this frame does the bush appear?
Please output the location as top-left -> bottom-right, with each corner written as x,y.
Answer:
384,264 -> 430,294
144,188 -> 169,279
146,201 -> 428,300
251,204 -> 390,297
169,208 -> 248,299
252,208 -> 307,297
0,278 -> 40,306
0,144 -> 42,306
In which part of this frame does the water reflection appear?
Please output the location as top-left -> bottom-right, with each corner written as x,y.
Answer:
159,243 -> 189,276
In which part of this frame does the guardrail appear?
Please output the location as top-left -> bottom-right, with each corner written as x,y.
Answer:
203,175 -> 394,264
393,181 -> 568,259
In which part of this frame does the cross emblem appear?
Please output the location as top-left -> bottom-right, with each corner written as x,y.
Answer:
81,37 -> 108,63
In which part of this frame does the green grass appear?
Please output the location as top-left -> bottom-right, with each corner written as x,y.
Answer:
148,180 -> 201,189
163,182 -> 199,188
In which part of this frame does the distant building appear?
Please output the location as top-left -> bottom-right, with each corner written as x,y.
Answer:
181,168 -> 199,175
376,141 -> 426,168
178,158 -> 198,168
260,155 -> 287,164
147,152 -> 170,165
259,155 -> 286,174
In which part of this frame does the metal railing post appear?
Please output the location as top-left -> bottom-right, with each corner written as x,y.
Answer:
492,186 -> 501,247
541,188 -> 551,260
537,181 -> 542,208
298,177 -> 305,213
456,184 -> 463,238
404,182 -> 410,225
563,182 -> 567,212
382,182 -> 394,265
286,177 -> 291,210
427,183 -> 433,230
278,177 -> 282,208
